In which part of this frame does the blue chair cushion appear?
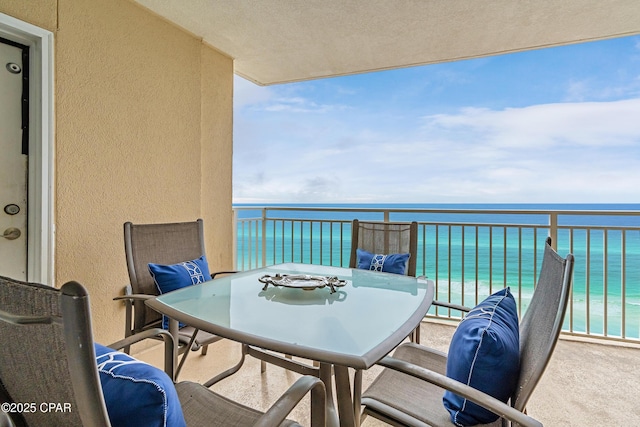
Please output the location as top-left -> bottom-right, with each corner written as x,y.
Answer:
443,287 -> 520,426
148,255 -> 211,329
356,248 -> 410,275
95,343 -> 186,427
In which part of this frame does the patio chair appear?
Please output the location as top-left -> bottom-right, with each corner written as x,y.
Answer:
114,219 -> 235,376
347,219 -> 421,423
117,219 -> 315,384
359,237 -> 574,427
349,219 -> 418,276
349,219 -> 419,342
0,275 -> 326,427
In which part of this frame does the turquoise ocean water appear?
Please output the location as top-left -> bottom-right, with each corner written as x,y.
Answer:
234,203 -> 640,341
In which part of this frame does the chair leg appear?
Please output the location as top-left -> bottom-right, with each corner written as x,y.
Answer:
176,330 -> 199,380
408,322 -> 421,344
123,301 -> 133,354
201,344 -> 208,356
204,345 -> 248,387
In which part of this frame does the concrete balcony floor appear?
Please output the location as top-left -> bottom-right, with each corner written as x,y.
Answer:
137,321 -> 640,426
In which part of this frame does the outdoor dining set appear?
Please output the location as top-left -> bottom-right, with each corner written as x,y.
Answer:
0,218 -> 573,427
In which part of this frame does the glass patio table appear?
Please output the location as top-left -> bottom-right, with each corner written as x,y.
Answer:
146,262 -> 434,427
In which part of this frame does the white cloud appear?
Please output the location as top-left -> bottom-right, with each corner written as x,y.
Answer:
262,97 -> 343,113
563,75 -> 640,102
233,76 -> 275,109
235,76 -> 350,114
422,99 -> 640,149
234,88 -> 640,203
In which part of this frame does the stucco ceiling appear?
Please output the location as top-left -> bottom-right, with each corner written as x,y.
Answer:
133,0 -> 640,86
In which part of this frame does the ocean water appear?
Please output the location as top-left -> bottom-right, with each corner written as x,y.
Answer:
234,203 -> 640,340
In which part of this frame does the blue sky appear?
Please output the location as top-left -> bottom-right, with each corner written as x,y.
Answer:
233,35 -> 640,204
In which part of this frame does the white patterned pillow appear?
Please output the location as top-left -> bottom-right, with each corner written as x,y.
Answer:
356,248 -> 411,275
95,343 -> 186,427
148,255 -> 211,328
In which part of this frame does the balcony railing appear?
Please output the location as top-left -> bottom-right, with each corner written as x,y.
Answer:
232,205 -> 640,344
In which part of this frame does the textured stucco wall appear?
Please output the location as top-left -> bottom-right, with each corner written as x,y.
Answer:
0,0 -> 234,344
200,44 -> 234,267
0,0 -> 57,31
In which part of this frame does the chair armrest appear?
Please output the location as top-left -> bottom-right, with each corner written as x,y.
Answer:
106,328 -> 175,380
377,356 -> 542,427
416,277 -> 470,313
431,299 -> 472,313
113,293 -> 153,302
254,375 -> 326,427
113,284 -> 152,302
211,270 -> 238,279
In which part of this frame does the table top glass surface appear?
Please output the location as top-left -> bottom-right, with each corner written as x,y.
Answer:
150,263 -> 432,367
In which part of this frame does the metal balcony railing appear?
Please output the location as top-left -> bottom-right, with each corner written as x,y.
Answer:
233,206 -> 640,344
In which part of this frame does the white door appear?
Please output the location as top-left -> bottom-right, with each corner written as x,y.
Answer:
0,39 -> 27,280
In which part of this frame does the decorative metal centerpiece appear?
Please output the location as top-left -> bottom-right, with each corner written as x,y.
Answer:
258,274 -> 347,294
